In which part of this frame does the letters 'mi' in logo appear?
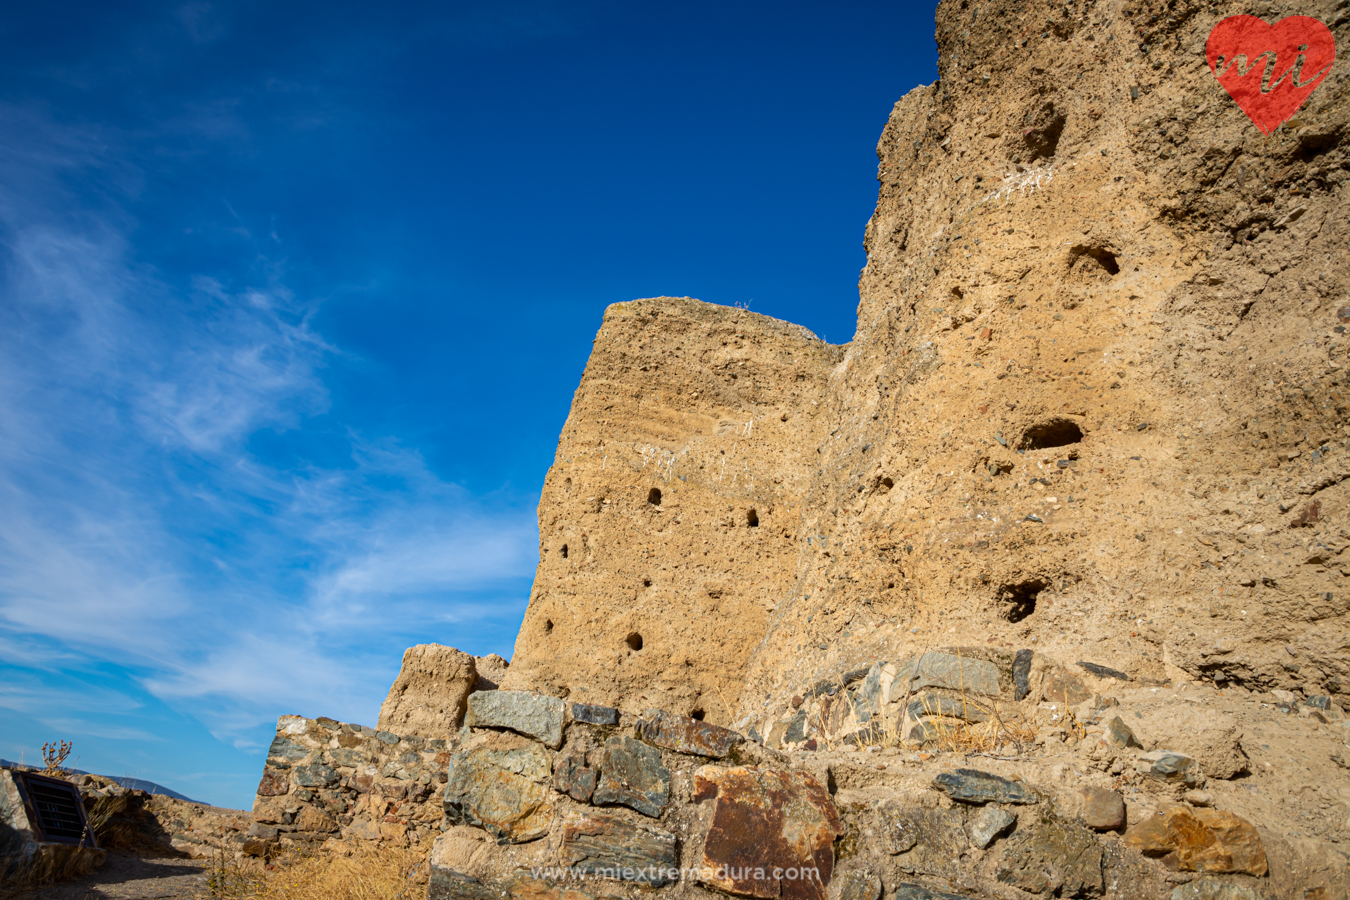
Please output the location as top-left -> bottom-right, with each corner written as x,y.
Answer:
1207,15 -> 1336,135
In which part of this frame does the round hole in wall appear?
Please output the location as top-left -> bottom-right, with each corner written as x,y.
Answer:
625,632 -> 644,651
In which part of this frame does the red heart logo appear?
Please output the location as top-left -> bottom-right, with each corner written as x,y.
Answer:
1206,15 -> 1336,135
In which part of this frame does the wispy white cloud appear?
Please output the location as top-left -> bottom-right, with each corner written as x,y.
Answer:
0,104 -> 536,752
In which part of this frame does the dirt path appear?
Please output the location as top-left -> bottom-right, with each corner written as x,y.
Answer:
19,854 -> 212,900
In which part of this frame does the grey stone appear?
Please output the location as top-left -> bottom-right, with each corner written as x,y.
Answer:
327,747 -> 366,768
291,763 -> 339,788
265,736 -> 310,767
637,708 -> 743,758
465,691 -> 565,748
571,702 -> 619,726
374,731 -> 401,744
443,747 -> 553,843
784,711 -> 808,744
833,869 -> 881,900
906,694 -> 991,723
593,736 -> 670,817
877,805 -> 968,879
1107,715 -> 1142,749
1012,649 -> 1033,701
1307,694 -> 1331,710
559,810 -> 678,886
1136,750 -> 1203,786
968,806 -> 1016,849
246,823 -> 278,840
895,653 -> 1001,697
1078,661 -> 1130,681
996,814 -> 1104,896
1169,876 -> 1265,900
1081,787 -> 1126,831
427,868 -> 501,900
552,753 -> 598,803
932,769 -> 1037,805
891,886 -> 969,900
906,718 -> 960,744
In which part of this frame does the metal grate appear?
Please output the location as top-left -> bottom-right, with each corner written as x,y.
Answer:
22,775 -> 89,843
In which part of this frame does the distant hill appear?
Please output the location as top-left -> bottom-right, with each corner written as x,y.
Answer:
0,760 -> 200,804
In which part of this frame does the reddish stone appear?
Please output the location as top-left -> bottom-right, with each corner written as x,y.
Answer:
695,766 -> 842,900
637,708 -> 743,758
1124,806 -> 1267,876
255,768 -> 289,797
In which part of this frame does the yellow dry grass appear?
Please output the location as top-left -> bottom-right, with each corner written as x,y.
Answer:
196,838 -> 433,900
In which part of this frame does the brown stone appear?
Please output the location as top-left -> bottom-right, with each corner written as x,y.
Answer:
293,806 -> 339,834
378,643 -> 477,738
637,708 -> 743,758
558,811 -> 678,886
1081,787 -> 1126,832
1124,806 -> 1267,876
255,768 -> 289,797
1042,667 -> 1092,706
443,747 -> 553,844
552,752 -> 598,803
694,765 -> 842,900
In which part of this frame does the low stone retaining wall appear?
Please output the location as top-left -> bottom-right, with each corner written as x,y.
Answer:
248,714 -> 450,855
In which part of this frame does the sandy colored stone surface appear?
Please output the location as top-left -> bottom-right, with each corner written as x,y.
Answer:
738,0 -> 1350,729
503,296 -> 841,721
378,643 -> 477,738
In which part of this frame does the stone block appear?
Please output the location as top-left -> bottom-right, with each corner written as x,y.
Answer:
694,765 -> 842,900
593,736 -> 670,817
552,752 -> 597,803
996,814 -> 1104,896
292,763 -> 338,788
1012,649 -> 1033,701
465,691 -> 565,748
558,810 -> 678,886
1106,716 -> 1142,749
1169,877 -> 1264,900
1136,750 -> 1203,787
906,694 -> 991,723
637,708 -> 743,758
427,868 -> 502,900
932,769 -> 1037,805
571,703 -> 619,726
969,806 -> 1016,849
894,653 -> 1001,697
1081,787 -> 1125,832
876,805 -> 967,880
1043,667 -> 1092,705
378,644 -> 478,738
265,736 -> 310,767
892,885 -> 971,900
1124,806 -> 1267,876
832,869 -> 881,900
255,768 -> 289,797
443,747 -> 553,844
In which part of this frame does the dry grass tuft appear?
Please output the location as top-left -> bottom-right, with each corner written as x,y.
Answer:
196,838 -> 433,900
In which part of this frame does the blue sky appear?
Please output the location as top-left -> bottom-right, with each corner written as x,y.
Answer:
0,1 -> 938,808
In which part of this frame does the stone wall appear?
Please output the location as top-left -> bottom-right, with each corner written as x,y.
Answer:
424,687 -> 1349,900
248,714 -> 450,857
